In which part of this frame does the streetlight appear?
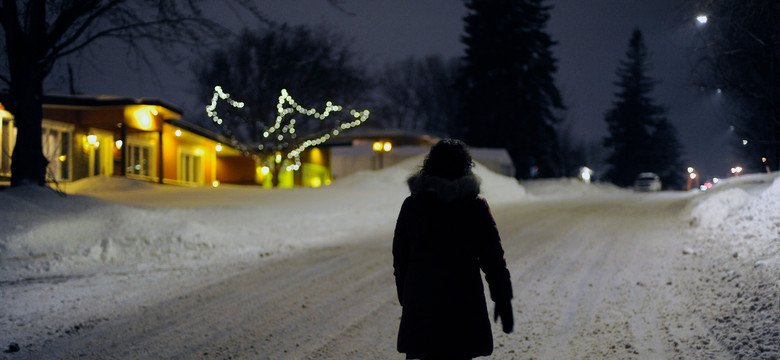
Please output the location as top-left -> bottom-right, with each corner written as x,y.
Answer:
739,136 -> 777,173
373,140 -> 392,169
695,14 -> 709,30
579,166 -> 593,184
731,166 -> 743,176
686,167 -> 699,191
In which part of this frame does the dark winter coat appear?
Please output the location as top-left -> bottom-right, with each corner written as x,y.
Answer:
393,173 -> 513,357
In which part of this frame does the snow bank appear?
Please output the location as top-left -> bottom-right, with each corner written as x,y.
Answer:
59,175 -> 158,193
0,154 -> 529,282
328,154 -> 421,192
681,173 -> 780,358
0,186 -> 235,279
474,162 -> 528,204
519,177 -> 623,198
330,154 -> 528,204
688,174 -> 780,266
687,188 -> 751,229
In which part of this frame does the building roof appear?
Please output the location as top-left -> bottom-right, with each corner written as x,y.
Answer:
164,118 -> 244,151
42,94 -> 184,116
333,127 -> 440,146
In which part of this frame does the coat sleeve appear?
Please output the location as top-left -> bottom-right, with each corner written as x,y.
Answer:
392,197 -> 413,304
476,198 -> 513,303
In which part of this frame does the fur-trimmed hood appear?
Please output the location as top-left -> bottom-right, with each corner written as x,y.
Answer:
407,173 -> 481,202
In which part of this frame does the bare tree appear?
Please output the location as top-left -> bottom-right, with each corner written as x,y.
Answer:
194,24 -> 370,187
0,0 -> 271,187
373,55 -> 459,136
690,0 -> 780,172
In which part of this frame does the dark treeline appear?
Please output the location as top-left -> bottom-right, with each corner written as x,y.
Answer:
192,1 -> 680,185
5,1 -> 775,187
191,1 -> 588,182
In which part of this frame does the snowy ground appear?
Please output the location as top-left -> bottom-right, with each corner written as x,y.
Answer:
681,173 -> 780,358
0,156 -> 778,359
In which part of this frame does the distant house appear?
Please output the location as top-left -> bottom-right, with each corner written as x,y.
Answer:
328,128 -> 516,179
0,97 -> 515,188
0,94 -> 255,186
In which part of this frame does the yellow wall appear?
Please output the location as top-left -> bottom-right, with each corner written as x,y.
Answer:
302,163 -> 331,187
123,106 -> 165,131
217,156 -> 256,184
162,123 -> 219,185
161,124 -> 177,182
301,147 -> 331,187
12,101 -> 264,186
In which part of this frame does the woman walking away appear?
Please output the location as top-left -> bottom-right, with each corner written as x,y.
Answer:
393,139 -> 514,360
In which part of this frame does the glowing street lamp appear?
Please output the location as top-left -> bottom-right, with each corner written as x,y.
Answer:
696,14 -> 708,25
731,166 -> 743,176
579,166 -> 593,184
373,141 -> 392,169
686,167 -> 699,191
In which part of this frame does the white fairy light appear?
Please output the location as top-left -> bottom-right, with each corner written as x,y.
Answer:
207,85 -> 370,175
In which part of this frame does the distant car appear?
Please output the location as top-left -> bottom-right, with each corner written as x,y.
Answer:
633,172 -> 662,191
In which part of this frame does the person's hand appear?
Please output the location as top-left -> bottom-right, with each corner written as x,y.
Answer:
493,300 -> 513,333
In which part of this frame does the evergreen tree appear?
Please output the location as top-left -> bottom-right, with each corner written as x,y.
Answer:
456,0 -> 564,179
603,29 -> 685,189
649,118 -> 685,189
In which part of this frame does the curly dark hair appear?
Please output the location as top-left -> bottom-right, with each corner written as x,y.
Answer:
421,139 -> 474,179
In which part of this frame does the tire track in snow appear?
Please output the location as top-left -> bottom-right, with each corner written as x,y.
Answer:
24,194 -> 728,359
30,242 -> 399,359
491,195 -> 726,359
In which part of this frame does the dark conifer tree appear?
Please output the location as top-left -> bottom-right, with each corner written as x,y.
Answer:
603,29 -> 685,188
650,118 -> 685,189
456,0 -> 564,179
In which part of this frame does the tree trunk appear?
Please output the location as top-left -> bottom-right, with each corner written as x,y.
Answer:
774,117 -> 780,172
9,64 -> 48,187
271,161 -> 281,188
5,0 -> 49,187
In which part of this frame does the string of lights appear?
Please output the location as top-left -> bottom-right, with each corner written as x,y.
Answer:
205,86 -> 250,155
206,86 -> 370,172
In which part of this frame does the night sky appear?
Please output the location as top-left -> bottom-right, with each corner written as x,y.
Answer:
50,0 -> 731,181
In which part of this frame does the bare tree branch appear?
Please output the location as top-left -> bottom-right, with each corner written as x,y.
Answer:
48,17 -> 215,61
44,0 -> 123,59
326,0 -> 356,16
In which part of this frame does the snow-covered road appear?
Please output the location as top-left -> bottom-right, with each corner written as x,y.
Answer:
11,192 -> 732,359
2,160 -> 779,359
26,241 -> 397,359
494,194 -> 714,359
